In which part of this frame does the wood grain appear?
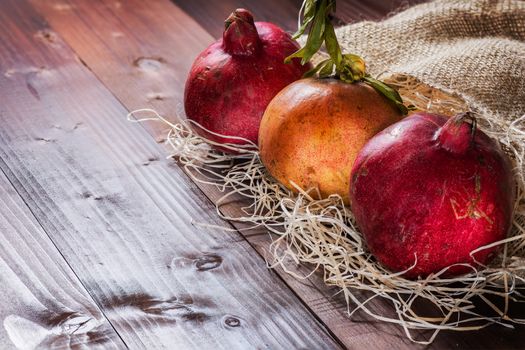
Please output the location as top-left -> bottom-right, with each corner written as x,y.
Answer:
333,0 -> 429,23
27,0 -> 525,348
172,0 -> 302,38
26,0 -> 422,348
0,172 -> 124,349
171,0 -> 428,38
0,1 -> 339,348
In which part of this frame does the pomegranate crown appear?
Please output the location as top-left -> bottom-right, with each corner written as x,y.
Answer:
436,112 -> 477,154
286,0 -> 413,115
223,8 -> 261,56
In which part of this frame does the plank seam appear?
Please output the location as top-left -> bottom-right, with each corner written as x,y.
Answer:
0,156 -> 130,349
31,1 -> 346,347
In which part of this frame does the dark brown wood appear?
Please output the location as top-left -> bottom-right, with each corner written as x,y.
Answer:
0,172 -> 124,349
171,0 -> 428,38
29,0 -> 525,349
172,0 -> 302,38
0,0 -> 340,348
0,0 -> 521,348
334,0 -> 429,23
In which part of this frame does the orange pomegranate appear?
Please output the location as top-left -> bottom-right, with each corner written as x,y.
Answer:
258,0 -> 409,203
258,78 -> 403,203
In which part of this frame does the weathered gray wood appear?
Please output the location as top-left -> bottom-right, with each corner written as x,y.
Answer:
0,0 -> 339,348
0,172 -> 124,349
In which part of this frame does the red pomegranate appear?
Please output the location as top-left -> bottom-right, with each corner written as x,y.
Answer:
350,112 -> 515,279
184,9 -> 311,150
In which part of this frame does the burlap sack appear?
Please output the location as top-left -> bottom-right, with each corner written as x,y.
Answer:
335,0 -> 525,120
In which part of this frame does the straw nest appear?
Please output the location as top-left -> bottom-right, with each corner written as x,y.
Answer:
129,75 -> 525,344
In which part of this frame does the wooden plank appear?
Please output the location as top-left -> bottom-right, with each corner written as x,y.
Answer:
333,0 -> 429,23
0,172 -> 124,349
25,0 -> 415,348
171,0 -> 428,37
0,1 -> 340,349
172,0 -> 302,39
30,0 -> 525,348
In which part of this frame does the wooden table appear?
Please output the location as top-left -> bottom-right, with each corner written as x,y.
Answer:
0,0 -> 522,348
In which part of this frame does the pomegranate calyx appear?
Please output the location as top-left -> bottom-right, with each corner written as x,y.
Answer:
287,0 -> 411,115
436,112 -> 477,154
223,9 -> 261,56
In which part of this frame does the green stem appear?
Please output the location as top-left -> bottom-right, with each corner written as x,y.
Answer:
286,0 -> 412,115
